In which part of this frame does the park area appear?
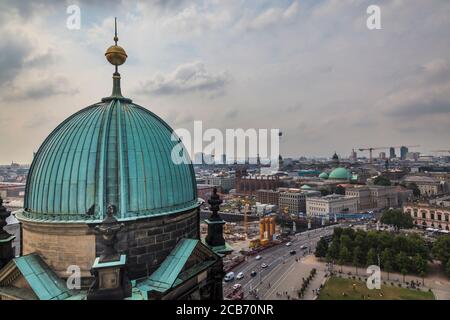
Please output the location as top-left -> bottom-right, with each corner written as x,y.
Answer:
318,276 -> 435,300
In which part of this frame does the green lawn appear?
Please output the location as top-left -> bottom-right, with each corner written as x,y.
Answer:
318,276 -> 434,300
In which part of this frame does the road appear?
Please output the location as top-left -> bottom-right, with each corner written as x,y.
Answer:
223,224 -> 342,299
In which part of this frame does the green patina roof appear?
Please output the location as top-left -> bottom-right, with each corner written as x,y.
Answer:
301,184 -> 312,190
138,239 -> 199,293
10,254 -> 73,300
24,99 -> 198,222
328,167 -> 351,180
319,172 -> 329,179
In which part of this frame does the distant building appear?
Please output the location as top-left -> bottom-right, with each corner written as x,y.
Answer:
345,186 -> 372,210
349,149 -> 357,161
236,174 -> 281,196
382,169 -> 407,181
389,147 -> 396,159
197,184 -> 221,201
256,189 -> 279,205
379,152 -> 386,160
404,202 -> 450,231
204,175 -> 235,192
306,195 -> 358,218
403,175 -> 447,197
279,188 -> 321,215
0,183 -> 26,198
395,186 -> 414,206
345,185 -> 400,211
406,152 -> 420,161
400,146 -> 409,160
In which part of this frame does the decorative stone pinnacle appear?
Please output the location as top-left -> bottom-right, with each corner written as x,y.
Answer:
95,204 -> 124,262
208,187 -> 223,221
0,197 -> 12,240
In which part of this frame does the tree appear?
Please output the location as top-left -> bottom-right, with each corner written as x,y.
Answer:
374,175 -> 391,186
353,246 -> 362,275
396,252 -> 410,282
328,240 -> 340,261
401,268 -> 408,283
338,246 -> 351,272
367,248 -> 378,266
315,238 -> 329,258
340,234 -> 353,252
380,209 -> 413,231
413,254 -> 428,276
381,248 -> 394,280
432,236 -> 450,267
407,183 -> 421,198
446,260 -> 450,278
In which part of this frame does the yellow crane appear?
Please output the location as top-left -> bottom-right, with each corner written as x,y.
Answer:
243,197 -> 250,239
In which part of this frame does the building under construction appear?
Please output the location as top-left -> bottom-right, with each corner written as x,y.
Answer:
259,216 -> 276,246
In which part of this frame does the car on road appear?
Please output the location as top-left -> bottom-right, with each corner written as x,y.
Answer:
224,272 -> 235,282
250,270 -> 257,277
300,245 -> 308,250
255,255 -> 262,260
232,283 -> 242,291
236,272 -> 244,280
286,242 -> 292,247
289,250 -> 297,255
261,263 -> 268,268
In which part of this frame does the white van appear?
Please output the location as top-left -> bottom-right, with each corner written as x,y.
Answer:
224,272 -> 235,282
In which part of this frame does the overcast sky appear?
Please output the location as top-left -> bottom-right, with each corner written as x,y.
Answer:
0,0 -> 449,164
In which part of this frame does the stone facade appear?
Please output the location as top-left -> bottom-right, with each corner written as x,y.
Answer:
21,220 -> 96,279
19,208 -> 200,282
306,195 -> 358,218
102,208 -> 199,280
236,175 -> 281,196
256,189 -> 280,205
404,203 -> 450,231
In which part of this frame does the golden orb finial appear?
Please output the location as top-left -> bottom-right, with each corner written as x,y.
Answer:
105,17 -> 127,67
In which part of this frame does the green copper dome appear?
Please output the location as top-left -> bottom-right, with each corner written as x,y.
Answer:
328,167 -> 351,180
319,172 -> 329,179
22,99 -> 198,222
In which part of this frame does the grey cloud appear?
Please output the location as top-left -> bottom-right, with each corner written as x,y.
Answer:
5,77 -> 78,101
241,1 -> 300,31
389,98 -> 450,118
225,109 -> 239,119
0,33 -> 31,86
136,62 -> 229,96
25,51 -> 56,68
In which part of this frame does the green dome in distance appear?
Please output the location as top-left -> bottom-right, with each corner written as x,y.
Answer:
319,172 -> 329,179
328,167 -> 351,180
301,184 -> 312,190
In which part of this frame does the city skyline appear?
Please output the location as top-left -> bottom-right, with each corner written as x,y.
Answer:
0,1 -> 449,163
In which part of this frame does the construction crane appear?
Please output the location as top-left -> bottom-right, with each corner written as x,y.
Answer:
243,198 -> 250,239
358,145 -> 420,163
432,150 -> 450,154
358,147 -> 389,163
